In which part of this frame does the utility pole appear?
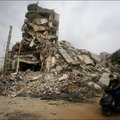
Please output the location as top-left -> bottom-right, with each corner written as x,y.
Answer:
36,0 -> 39,5
16,42 -> 21,73
4,26 -> 12,74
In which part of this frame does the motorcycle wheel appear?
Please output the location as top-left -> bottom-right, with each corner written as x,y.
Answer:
103,109 -> 112,116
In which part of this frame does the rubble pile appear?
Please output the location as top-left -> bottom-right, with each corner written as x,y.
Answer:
0,69 -> 102,102
97,50 -> 120,73
1,39 -> 107,102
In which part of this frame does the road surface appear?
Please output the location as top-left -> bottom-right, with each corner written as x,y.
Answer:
0,96 -> 119,120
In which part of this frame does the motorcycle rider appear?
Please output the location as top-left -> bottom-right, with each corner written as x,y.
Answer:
114,75 -> 120,109
108,74 -> 120,109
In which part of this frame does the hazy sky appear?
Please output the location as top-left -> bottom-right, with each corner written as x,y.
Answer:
0,0 -> 120,63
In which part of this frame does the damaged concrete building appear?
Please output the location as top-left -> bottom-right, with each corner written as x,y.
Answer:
1,3 -> 120,102
11,3 -> 59,73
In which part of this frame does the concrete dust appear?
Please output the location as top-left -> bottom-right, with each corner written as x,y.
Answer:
0,96 -> 120,120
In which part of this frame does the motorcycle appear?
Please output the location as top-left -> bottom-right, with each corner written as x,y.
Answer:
99,92 -> 114,116
99,87 -> 120,116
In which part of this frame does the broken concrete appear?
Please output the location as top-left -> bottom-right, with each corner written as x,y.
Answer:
99,73 -> 110,86
87,81 -> 101,91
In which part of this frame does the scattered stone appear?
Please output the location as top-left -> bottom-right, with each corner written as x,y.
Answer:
87,81 -> 101,91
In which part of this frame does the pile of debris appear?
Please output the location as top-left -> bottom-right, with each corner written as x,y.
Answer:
1,57 -> 119,102
1,38 -> 112,102
0,68 -> 102,102
99,49 -> 120,73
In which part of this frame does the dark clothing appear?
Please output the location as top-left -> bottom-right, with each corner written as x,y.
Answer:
108,79 -> 120,106
115,90 -> 120,106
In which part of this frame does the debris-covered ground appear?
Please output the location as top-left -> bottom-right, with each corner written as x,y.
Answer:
1,41 -> 120,102
1,3 -> 120,103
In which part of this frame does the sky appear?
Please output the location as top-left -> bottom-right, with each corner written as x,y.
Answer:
0,0 -> 120,65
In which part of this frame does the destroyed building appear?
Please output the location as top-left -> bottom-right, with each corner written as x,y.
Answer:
9,3 -> 101,74
1,3 -> 120,102
11,3 -> 59,73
